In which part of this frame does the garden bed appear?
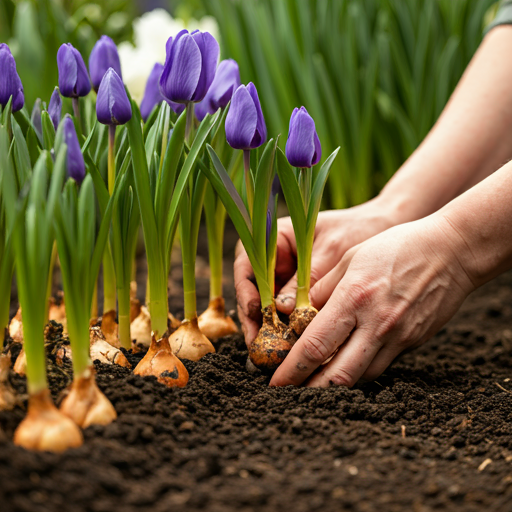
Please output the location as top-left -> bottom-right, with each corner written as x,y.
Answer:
1,225 -> 512,512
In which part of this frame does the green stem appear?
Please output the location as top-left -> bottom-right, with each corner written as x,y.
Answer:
102,247 -> 116,312
117,284 -> 131,349
159,108 -> 170,179
44,241 -> 58,324
182,258 -> 197,322
91,278 -> 98,319
148,285 -> 168,337
298,167 -> 311,211
21,304 -> 47,395
243,150 -> 254,217
66,305 -> 91,379
185,103 -> 194,145
296,167 -> 313,309
108,125 -> 116,196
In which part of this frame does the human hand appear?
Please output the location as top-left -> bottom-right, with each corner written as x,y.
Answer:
234,199 -> 398,346
269,216 -> 476,387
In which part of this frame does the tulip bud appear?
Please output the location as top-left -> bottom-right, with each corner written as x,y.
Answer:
225,83 -> 267,150
48,87 -> 62,130
159,29 -> 219,104
89,35 -> 122,92
62,115 -> 85,183
96,68 -> 132,126
285,107 -> 321,168
57,43 -> 91,99
196,59 -> 240,122
0,43 -> 24,112
140,62 -> 185,122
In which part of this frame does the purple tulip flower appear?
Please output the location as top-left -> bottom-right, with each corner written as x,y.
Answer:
96,68 -> 132,126
285,107 -> 321,168
89,35 -> 122,92
159,29 -> 219,104
48,87 -> 62,130
0,43 -> 24,112
195,59 -> 240,121
140,62 -> 185,121
62,115 -> 85,183
57,43 -> 91,98
225,83 -> 267,150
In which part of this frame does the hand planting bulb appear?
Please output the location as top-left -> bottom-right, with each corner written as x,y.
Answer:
285,106 -> 322,336
89,35 -> 123,92
0,43 -> 24,112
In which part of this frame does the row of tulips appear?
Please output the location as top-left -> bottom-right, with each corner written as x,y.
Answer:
0,28 -> 338,452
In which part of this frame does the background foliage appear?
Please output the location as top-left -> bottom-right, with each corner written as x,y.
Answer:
0,0 -> 499,207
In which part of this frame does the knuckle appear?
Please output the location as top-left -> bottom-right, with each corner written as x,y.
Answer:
375,309 -> 402,338
302,332 -> 334,364
349,282 -> 374,309
328,367 -> 355,388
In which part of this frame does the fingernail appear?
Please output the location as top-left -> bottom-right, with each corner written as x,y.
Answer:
277,294 -> 292,304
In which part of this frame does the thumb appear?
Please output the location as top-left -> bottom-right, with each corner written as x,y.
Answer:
310,247 -> 357,310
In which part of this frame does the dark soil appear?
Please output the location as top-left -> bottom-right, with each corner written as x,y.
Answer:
1,225 -> 512,512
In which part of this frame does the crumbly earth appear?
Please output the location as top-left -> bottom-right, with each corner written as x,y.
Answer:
1,228 -> 512,511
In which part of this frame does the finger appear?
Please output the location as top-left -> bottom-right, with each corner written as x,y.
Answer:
306,328 -> 383,387
234,244 -> 261,321
276,245 -> 345,314
269,294 -> 356,386
237,304 -> 260,348
310,247 -> 357,310
362,344 -> 403,381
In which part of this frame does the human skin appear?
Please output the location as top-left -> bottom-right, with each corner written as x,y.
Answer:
234,25 -> 512,385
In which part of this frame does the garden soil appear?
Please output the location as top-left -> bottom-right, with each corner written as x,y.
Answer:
1,224 -> 512,512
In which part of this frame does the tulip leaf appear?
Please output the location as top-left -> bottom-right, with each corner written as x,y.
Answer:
306,147 -> 340,241
252,139 -> 277,271
41,111 -> 55,151
11,116 -> 32,182
275,147 -> 307,252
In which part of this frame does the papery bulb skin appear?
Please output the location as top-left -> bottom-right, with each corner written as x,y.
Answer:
225,82 -> 266,150
169,317 -> 215,361
101,309 -> 119,348
249,303 -> 297,372
48,87 -> 62,130
0,43 -> 24,112
0,355 -> 16,411
62,115 -> 86,183
60,367 -> 117,428
131,305 -> 181,348
57,43 -> 91,98
159,30 -> 219,104
134,333 -> 189,388
198,298 -> 238,341
9,307 -> 23,343
13,348 -> 26,375
96,68 -> 132,126
89,326 -> 131,368
140,62 -> 185,121
289,306 -> 318,337
14,389 -> 83,452
195,59 -> 240,121
285,106 -> 321,168
89,35 -> 122,92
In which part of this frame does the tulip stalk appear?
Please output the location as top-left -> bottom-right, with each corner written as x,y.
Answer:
11,144 -> 83,452
55,174 -> 120,427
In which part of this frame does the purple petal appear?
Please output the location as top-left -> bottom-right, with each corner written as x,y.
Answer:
63,115 -> 85,183
48,87 -> 62,130
57,43 -> 91,98
96,68 -> 132,125
285,106 -> 321,168
160,31 -> 201,103
190,31 -> 219,102
0,44 -> 24,112
247,82 -> 266,149
140,63 -> 164,121
225,85 -> 258,150
89,35 -> 122,91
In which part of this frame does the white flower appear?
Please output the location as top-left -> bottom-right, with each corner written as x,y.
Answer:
118,8 -> 220,104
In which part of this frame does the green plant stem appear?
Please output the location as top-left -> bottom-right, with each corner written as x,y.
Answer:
66,307 -> 91,379
296,167 -> 312,309
22,306 -> 47,395
206,219 -> 223,300
117,283 -> 131,349
185,103 -> 194,144
103,125 -> 117,313
91,279 -> 98,319
181,241 -> 197,322
102,247 -> 116,312
159,109 -> 170,178
243,150 -> 254,216
44,240 -> 57,324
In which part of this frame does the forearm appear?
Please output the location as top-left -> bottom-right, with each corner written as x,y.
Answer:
436,158 -> 512,288
376,25 -> 512,225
